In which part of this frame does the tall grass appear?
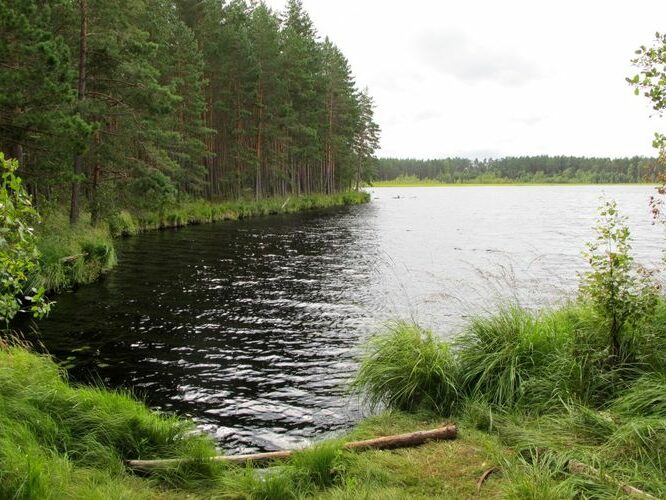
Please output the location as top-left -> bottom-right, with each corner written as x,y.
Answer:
350,322 -> 459,414
0,341 -> 221,498
350,298 -> 666,498
612,373 -> 666,418
35,212 -> 116,292
455,306 -> 573,409
129,191 -> 369,232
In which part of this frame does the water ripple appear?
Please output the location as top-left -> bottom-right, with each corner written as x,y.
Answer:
31,186 -> 665,452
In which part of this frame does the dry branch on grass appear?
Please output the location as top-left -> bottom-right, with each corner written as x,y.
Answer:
127,424 -> 458,471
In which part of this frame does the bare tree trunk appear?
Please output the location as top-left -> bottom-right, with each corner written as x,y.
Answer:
11,142 -> 24,168
70,0 -> 87,224
90,162 -> 101,225
255,80 -> 263,200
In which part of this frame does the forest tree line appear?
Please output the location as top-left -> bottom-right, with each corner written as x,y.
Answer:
377,156 -> 663,184
0,0 -> 380,224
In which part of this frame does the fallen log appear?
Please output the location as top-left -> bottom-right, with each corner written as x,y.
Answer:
568,460 -> 656,499
127,424 -> 457,471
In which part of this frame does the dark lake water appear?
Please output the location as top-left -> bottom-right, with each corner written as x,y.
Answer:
29,186 -> 665,453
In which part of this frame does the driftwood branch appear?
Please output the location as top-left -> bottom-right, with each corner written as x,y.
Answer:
568,460 -> 656,499
127,424 -> 457,471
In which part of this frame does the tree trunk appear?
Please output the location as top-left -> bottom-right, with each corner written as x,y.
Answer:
255,80 -> 263,200
90,161 -> 101,226
127,425 -> 457,470
11,142 -> 24,168
70,0 -> 88,225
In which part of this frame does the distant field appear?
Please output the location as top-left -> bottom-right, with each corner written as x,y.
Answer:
370,179 -> 655,187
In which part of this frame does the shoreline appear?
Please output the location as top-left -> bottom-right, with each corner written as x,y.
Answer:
369,181 -> 658,188
14,185 -> 666,498
35,191 -> 370,293
0,341 -> 509,498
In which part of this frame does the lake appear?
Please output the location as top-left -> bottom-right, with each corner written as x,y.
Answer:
31,185 -> 665,453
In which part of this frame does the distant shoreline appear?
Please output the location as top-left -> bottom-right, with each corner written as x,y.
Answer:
369,181 -> 658,188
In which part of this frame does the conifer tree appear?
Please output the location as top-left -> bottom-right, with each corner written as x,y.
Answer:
0,0 -> 88,202
0,0 -> 381,215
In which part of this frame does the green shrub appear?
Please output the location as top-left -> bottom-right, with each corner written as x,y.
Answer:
0,153 -> 50,322
350,322 -> 459,414
578,199 -> 659,363
106,211 -> 138,237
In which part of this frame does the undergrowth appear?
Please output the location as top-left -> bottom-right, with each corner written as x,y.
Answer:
349,302 -> 666,498
0,340 -> 222,499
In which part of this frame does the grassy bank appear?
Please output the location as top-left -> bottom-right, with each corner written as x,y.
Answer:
350,304 -> 666,498
13,304 -> 666,498
0,338 -> 515,499
0,340 -> 221,499
34,191 -> 369,292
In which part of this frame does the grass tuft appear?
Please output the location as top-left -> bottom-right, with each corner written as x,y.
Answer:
290,442 -> 343,489
454,306 -> 571,409
0,343 -> 219,498
350,322 -> 459,415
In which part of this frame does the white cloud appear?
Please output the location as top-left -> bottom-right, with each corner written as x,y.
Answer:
415,32 -> 542,86
264,0 -> 666,159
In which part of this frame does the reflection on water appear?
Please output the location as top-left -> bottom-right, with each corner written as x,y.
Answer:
31,186 -> 664,452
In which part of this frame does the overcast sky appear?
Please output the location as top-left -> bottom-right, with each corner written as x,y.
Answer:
264,0 -> 666,159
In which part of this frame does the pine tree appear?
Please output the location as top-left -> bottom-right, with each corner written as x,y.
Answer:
1,0 -> 380,215
353,89 -> 381,189
0,0 -> 88,203
281,0 -> 326,194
